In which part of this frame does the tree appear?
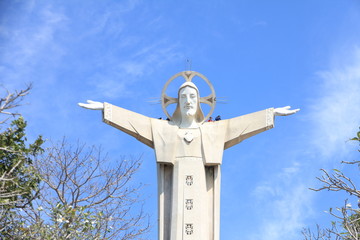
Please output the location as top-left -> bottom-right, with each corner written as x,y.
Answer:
302,128 -> 360,240
10,139 -> 149,240
0,86 -> 149,239
0,117 -> 44,207
0,85 -> 44,236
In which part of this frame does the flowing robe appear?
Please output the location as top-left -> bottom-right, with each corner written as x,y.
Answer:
103,102 -> 274,240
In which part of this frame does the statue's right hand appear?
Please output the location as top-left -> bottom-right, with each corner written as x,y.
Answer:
78,100 -> 104,110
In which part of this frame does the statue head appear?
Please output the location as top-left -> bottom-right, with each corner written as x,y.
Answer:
171,82 -> 205,125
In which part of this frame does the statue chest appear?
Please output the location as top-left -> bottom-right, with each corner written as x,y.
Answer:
175,128 -> 202,158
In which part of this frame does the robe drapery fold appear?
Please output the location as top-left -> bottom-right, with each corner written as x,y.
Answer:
102,102 -> 274,240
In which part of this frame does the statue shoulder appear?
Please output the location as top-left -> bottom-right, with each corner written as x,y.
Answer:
151,118 -> 178,131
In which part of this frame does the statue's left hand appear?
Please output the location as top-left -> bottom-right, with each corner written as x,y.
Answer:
78,100 -> 104,110
274,106 -> 300,116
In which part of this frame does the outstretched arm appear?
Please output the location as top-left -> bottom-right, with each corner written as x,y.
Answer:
223,106 -> 299,149
78,100 -> 153,148
224,108 -> 274,149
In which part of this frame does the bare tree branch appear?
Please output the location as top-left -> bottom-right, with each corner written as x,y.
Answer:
15,138 -> 149,239
303,130 -> 360,240
0,84 -> 32,120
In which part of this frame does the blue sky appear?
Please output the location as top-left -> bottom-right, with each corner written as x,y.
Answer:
1,0 -> 360,239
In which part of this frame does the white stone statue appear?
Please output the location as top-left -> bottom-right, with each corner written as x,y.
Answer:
79,71 -> 299,240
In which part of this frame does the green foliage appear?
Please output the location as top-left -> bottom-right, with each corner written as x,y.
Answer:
0,116 -> 44,207
0,116 -> 44,238
349,128 -> 360,141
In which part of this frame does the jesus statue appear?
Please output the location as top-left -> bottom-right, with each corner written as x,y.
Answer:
79,71 -> 299,240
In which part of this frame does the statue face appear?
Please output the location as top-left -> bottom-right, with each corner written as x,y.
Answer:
179,86 -> 198,117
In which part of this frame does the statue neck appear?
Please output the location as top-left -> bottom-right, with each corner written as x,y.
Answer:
179,115 -> 199,128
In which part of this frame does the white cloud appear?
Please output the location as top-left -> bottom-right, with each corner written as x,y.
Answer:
75,1 -> 138,40
280,161 -> 300,177
0,3 -> 67,88
89,72 -> 131,99
253,185 -> 313,240
250,46 -> 360,240
121,43 -> 183,77
87,42 -> 183,99
252,161 -> 300,200
63,2 -> 184,100
251,162 -> 314,240
253,20 -> 268,27
308,46 -> 360,159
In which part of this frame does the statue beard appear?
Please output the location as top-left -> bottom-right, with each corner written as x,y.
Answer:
185,108 -> 196,117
